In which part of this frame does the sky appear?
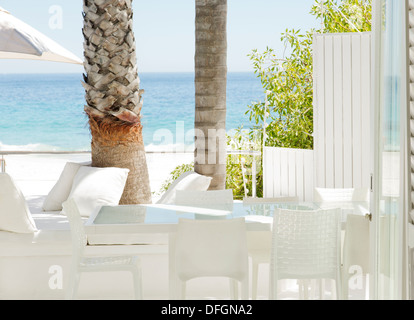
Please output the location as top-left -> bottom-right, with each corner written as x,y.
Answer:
0,0 -> 319,74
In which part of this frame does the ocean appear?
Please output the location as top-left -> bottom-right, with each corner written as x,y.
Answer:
0,72 -> 263,151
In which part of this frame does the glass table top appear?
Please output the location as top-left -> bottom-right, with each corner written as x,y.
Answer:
91,201 -> 369,226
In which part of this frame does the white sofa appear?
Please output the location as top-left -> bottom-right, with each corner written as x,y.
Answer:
0,195 -> 170,300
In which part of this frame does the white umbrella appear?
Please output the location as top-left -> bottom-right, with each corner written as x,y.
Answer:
0,7 -> 82,65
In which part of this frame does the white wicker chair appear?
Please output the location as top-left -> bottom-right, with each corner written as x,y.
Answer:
62,199 -> 143,300
269,208 -> 342,300
243,196 -> 299,300
174,218 -> 249,300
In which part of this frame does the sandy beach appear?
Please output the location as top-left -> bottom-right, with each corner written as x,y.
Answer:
2,152 -> 194,201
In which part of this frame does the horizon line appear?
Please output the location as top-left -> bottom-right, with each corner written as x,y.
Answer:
0,70 -> 256,75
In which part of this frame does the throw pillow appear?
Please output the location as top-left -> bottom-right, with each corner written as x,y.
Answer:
43,161 -> 91,212
0,173 -> 37,233
156,171 -> 212,205
66,166 -> 129,217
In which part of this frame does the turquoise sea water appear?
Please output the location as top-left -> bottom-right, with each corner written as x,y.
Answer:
0,73 -> 263,151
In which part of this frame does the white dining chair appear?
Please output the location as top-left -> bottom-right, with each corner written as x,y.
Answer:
62,199 -> 143,300
174,189 -> 234,219
342,214 -> 370,299
243,196 -> 299,300
314,188 -> 369,203
174,218 -> 249,300
314,187 -> 370,299
175,189 -> 234,206
269,208 -> 342,300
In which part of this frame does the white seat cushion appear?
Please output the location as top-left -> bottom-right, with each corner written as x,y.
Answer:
67,166 -> 130,217
0,173 -> 37,233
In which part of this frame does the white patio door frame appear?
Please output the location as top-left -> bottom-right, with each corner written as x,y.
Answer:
371,0 -> 409,300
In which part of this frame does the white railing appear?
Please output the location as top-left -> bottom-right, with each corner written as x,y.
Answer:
228,149 -> 261,198
0,149 -> 260,197
0,151 -> 91,174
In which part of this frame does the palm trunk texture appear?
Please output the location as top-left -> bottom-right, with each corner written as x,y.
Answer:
82,0 -> 152,204
194,0 -> 228,190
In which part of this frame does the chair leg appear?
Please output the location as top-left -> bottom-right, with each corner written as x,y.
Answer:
230,279 -> 239,300
241,279 -> 249,300
182,282 -> 187,300
307,279 -> 323,299
336,277 -> 343,300
252,260 -> 259,300
319,279 -> 325,300
169,233 -> 178,300
310,279 -> 317,299
342,274 -> 349,300
300,280 -> 309,300
66,270 -> 80,300
269,275 -> 278,300
176,280 -> 186,300
131,267 -> 143,300
364,274 -> 369,300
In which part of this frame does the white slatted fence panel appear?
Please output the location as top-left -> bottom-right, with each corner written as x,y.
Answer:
334,36 -> 344,187
324,35 -> 335,188
352,35 -> 363,188
313,32 -> 371,190
361,33 -> 371,189
314,34 -> 326,188
342,34 -> 353,188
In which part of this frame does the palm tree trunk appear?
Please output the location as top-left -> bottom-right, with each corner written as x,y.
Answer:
88,117 -> 151,204
194,0 -> 227,190
82,0 -> 152,204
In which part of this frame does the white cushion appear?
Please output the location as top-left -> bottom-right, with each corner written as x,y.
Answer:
43,161 -> 91,212
156,171 -> 212,205
67,166 -> 129,217
0,173 -> 37,233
